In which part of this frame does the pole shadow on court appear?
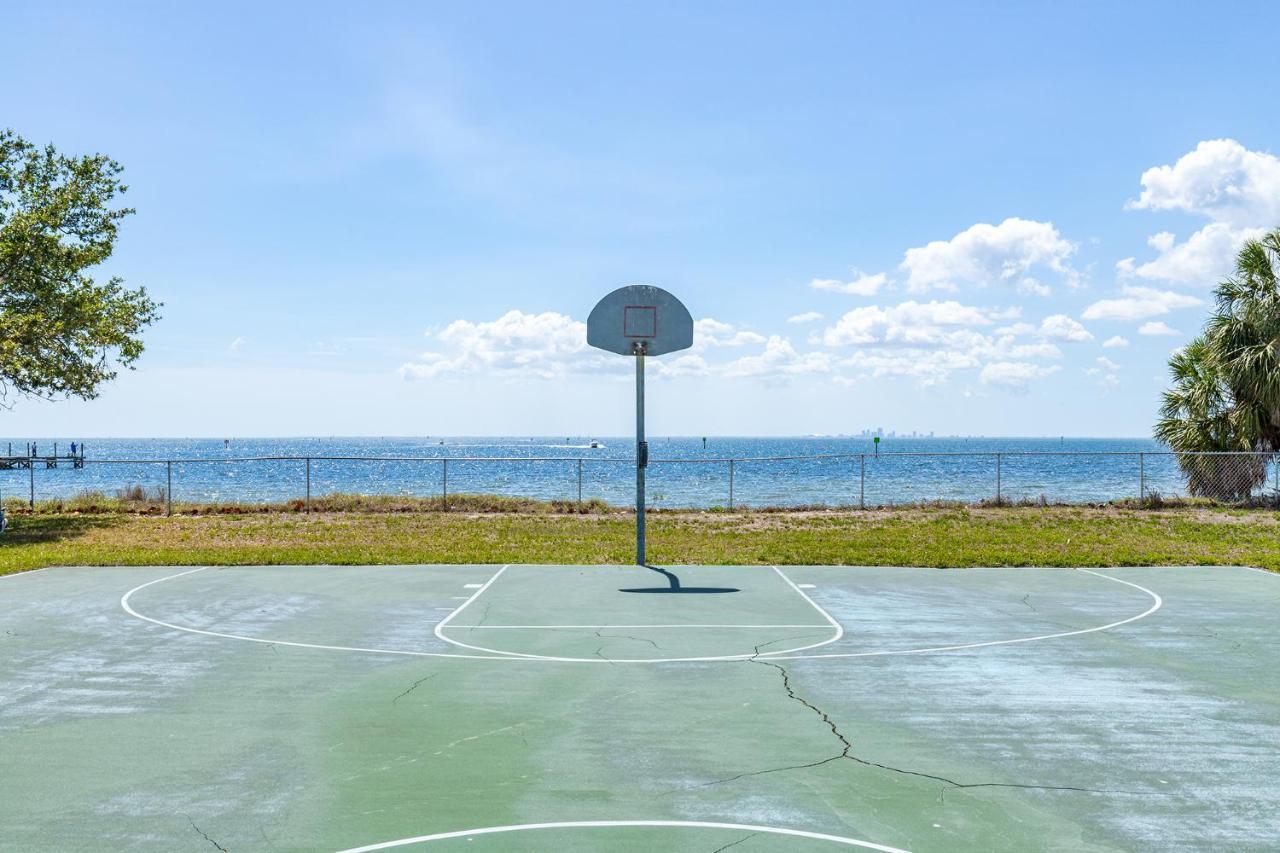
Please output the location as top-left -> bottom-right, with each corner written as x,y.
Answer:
619,564 -> 739,594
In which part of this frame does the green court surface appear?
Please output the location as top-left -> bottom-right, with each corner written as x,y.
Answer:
3,563 -> 1279,851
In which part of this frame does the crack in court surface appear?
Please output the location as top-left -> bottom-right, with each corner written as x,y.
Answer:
593,630 -> 665,651
391,672 -> 438,705
187,817 -> 228,852
675,644 -> 1160,802
710,831 -> 761,852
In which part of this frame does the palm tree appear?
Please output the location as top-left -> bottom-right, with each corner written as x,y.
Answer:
1154,230 -> 1280,500
1205,231 -> 1280,448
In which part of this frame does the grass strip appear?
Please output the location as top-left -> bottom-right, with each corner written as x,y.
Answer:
1,506 -> 1277,576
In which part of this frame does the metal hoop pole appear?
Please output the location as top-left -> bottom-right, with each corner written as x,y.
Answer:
635,351 -> 646,565
166,461 -> 173,516
995,453 -> 1002,504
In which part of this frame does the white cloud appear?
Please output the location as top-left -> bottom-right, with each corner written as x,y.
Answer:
651,354 -> 710,378
1122,140 -> 1278,286
399,309 -> 590,380
1038,314 -> 1093,342
1128,138 -> 1280,227
1017,277 -> 1052,297
1096,356 -> 1122,370
1081,286 -> 1203,321
819,300 -> 1000,348
900,218 -> 1077,293
722,336 -> 831,378
228,337 -> 246,353
1138,321 -> 1180,337
998,340 -> 1062,359
1102,335 -> 1130,349
979,361 -> 1061,390
810,271 -> 888,296
398,310 -> 831,384
808,299 -> 1060,388
693,318 -> 767,350
839,349 -> 982,387
1120,222 -> 1266,286
786,311 -> 824,324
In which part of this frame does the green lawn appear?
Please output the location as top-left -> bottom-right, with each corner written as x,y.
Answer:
2,506 -> 1277,575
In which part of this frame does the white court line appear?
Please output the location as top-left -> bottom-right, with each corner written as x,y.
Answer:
430,565 -> 843,662
462,583 -> 484,589
121,567 -> 511,661
1237,566 -> 1278,578
0,565 -> 66,580
334,819 -> 910,852
798,583 -> 817,589
430,565 -> 510,645
455,624 -> 831,629
768,566 -> 844,654
772,569 -> 1162,660
119,566 -> 1164,664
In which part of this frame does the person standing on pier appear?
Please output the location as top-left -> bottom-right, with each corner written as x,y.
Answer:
70,442 -> 77,457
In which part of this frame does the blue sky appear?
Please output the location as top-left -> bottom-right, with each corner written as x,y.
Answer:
4,1 -> 1279,437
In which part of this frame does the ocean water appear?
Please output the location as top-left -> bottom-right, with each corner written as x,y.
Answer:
5,435 -> 1273,507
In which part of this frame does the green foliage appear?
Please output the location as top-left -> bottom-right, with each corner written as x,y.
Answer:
0,129 -> 159,403
1155,229 -> 1280,499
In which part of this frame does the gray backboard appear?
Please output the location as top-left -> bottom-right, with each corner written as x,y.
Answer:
587,285 -> 694,356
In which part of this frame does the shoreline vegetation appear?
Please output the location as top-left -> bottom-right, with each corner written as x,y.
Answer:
1,491 -> 1277,576
4,485 -> 1280,516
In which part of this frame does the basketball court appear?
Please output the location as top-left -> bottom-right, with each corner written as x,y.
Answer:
3,562 -> 1279,851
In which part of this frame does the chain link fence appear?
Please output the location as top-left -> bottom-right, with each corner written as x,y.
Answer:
2,451 -> 1278,512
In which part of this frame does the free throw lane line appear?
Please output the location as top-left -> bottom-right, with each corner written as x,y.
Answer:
431,565 -> 511,646
431,565 -> 843,662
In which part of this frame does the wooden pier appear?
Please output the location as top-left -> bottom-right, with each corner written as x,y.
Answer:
0,455 -> 85,470
1,442 -> 87,470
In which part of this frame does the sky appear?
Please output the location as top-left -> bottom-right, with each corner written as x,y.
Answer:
3,1 -> 1279,438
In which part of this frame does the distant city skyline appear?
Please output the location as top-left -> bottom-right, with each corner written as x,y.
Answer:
4,2 -> 1278,438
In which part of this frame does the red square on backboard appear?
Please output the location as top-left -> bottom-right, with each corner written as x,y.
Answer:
624,305 -> 657,338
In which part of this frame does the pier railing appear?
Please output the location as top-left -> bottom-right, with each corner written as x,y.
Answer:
2,451 -> 1278,513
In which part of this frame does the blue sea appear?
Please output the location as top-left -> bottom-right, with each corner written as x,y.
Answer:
5,435 -> 1265,507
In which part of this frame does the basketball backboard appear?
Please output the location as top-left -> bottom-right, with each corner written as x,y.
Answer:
587,285 -> 694,356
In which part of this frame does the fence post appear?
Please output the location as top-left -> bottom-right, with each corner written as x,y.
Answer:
859,454 -> 865,509
728,459 -> 735,510
166,461 -> 173,517
576,458 -> 583,508
442,458 -> 449,509
29,459 -> 34,509
305,457 -> 311,512
1138,452 -> 1145,503
995,453 -> 1002,505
